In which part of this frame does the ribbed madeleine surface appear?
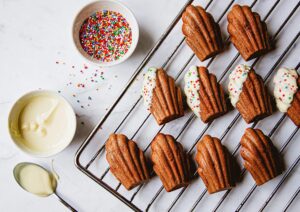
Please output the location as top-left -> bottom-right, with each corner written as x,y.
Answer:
151,133 -> 190,192
236,69 -> 273,123
240,128 -> 283,186
198,67 -> 229,123
150,69 -> 184,125
195,135 -> 237,193
287,77 -> 300,127
227,5 -> 271,61
106,134 -> 150,190
182,5 -> 223,61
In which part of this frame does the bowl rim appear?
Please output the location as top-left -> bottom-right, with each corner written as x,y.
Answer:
71,0 -> 139,67
8,90 -> 77,158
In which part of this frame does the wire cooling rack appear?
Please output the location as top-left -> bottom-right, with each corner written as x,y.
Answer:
75,0 -> 300,211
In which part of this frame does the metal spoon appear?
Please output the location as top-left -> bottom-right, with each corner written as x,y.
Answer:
13,162 -> 76,211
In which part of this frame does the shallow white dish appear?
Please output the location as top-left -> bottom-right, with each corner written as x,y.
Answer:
72,0 -> 139,66
8,90 -> 77,157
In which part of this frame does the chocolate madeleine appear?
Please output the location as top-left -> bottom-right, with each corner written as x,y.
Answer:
240,128 -> 283,186
274,68 -> 300,127
142,67 -> 184,125
182,5 -> 223,61
151,133 -> 191,192
184,66 -> 229,123
229,64 -> 273,123
288,77 -> 300,126
106,134 -> 150,190
195,135 -> 237,193
227,5 -> 271,61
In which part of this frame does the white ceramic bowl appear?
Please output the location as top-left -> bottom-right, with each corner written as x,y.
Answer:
8,90 -> 77,157
72,0 -> 139,66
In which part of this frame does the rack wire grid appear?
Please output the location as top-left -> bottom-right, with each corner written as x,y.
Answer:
75,0 -> 300,211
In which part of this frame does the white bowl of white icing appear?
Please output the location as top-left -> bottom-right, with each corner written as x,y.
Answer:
8,90 -> 77,157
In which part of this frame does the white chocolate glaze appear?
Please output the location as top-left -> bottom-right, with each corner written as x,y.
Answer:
9,91 -> 76,156
142,67 -> 157,110
228,64 -> 250,107
184,66 -> 201,117
273,68 -> 298,112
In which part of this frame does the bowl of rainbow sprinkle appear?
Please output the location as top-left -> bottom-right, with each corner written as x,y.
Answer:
72,0 -> 139,66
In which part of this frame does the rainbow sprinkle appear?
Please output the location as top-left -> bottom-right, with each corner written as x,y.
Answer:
142,68 -> 157,110
228,64 -> 250,107
79,10 -> 132,62
273,68 -> 298,112
184,66 -> 201,117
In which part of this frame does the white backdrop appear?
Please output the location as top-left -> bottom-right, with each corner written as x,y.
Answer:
0,0 -> 300,211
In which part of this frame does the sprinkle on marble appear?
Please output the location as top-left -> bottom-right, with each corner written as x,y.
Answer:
55,60 -> 110,112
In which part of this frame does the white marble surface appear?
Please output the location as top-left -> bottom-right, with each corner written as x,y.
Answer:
0,0 -> 300,211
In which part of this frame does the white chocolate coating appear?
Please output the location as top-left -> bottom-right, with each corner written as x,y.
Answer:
273,68 -> 298,112
184,66 -> 201,117
142,67 -> 157,110
228,64 -> 250,107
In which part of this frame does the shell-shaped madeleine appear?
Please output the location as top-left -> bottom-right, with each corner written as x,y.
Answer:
195,135 -> 237,193
240,128 -> 283,186
106,134 -> 150,190
150,68 -> 184,125
227,5 -> 271,61
236,69 -> 273,123
185,66 -> 229,123
198,67 -> 229,122
182,5 -> 223,61
287,77 -> 300,127
151,133 -> 190,192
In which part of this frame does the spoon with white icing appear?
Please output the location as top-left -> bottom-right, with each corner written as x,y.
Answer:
13,162 -> 76,211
